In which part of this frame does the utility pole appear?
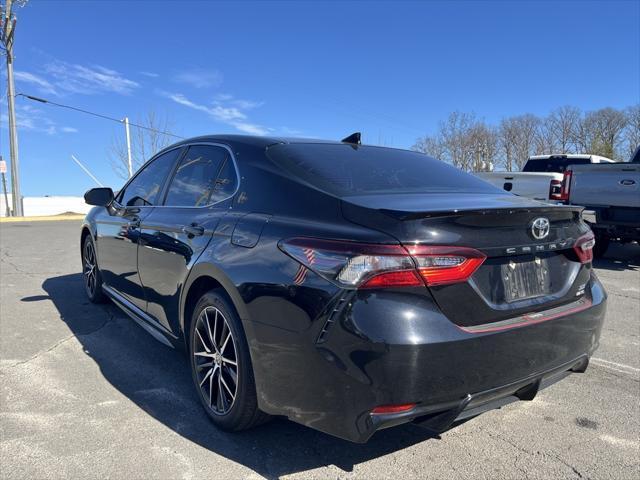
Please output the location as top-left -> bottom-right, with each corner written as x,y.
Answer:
124,116 -> 133,177
1,0 -> 23,216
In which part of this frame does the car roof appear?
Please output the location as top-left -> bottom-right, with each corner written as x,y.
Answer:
170,134 -> 341,149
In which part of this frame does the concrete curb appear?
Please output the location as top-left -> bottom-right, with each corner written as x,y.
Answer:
0,214 -> 85,223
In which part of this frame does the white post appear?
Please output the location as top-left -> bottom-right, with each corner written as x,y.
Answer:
71,155 -> 104,187
124,116 -> 133,177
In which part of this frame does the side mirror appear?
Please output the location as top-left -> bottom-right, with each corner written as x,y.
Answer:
84,187 -> 114,207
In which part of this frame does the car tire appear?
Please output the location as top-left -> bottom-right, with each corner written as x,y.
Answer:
189,290 -> 270,432
593,231 -> 610,259
82,235 -> 107,303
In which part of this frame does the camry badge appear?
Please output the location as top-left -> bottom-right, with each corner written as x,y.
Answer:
531,217 -> 550,240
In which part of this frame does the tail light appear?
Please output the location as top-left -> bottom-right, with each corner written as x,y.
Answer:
279,238 -> 486,289
558,170 -> 572,202
574,232 -> 595,264
406,245 -> 487,286
549,179 -> 563,200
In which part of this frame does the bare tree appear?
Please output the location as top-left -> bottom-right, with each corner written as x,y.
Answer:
497,117 -> 519,172
439,111 -> 478,171
573,107 -> 627,159
110,111 -> 176,179
468,122 -> 497,172
623,104 -> 640,160
412,134 -> 445,160
548,106 -> 580,153
505,114 -> 540,170
572,113 -> 594,154
534,115 -> 557,155
414,104 -> 634,171
589,107 -> 627,159
498,115 -> 541,171
415,113 -> 498,172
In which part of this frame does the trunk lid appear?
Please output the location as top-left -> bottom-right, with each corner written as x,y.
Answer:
341,192 -> 592,327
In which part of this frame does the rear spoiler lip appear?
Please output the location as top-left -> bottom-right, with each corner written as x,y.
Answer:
378,204 -> 584,221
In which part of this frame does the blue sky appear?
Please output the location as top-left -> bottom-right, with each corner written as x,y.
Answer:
2,0 -> 639,196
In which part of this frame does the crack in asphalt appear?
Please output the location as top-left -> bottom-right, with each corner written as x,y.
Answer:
480,428 -> 585,479
1,251 -> 71,277
0,252 -> 28,275
0,309 -> 117,371
607,291 -> 640,301
1,271 -> 71,277
548,452 -> 584,479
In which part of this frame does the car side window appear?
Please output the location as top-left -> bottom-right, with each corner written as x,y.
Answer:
118,149 -> 181,207
210,156 -> 238,203
164,145 -> 237,207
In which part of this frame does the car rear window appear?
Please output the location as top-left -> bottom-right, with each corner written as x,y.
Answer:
266,143 -> 500,196
522,157 -> 590,173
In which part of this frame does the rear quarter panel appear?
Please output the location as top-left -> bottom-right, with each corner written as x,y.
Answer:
181,142 -> 402,417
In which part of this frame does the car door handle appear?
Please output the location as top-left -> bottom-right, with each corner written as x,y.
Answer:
182,224 -> 204,237
127,216 -> 140,229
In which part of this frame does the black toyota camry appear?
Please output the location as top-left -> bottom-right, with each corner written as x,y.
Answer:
81,134 -> 606,443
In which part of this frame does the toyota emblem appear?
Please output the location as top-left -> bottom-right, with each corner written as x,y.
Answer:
531,217 -> 550,240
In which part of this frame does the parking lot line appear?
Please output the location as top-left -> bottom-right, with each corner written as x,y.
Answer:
591,357 -> 640,375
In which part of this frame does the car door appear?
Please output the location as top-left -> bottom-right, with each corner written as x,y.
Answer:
94,147 -> 183,311
137,144 -> 239,334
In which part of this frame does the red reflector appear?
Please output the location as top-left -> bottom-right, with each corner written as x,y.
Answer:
360,270 -> 423,289
371,403 -> 417,415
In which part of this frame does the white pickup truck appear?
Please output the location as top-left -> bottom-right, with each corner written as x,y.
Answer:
476,154 -> 615,203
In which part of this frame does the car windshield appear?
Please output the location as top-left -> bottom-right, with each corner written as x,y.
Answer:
523,157 -> 590,173
266,143 -> 500,196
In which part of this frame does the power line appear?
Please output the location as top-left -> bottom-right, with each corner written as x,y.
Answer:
16,93 -> 184,139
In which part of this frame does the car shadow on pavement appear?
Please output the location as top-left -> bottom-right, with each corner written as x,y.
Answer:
592,243 -> 640,272
37,273 -> 442,477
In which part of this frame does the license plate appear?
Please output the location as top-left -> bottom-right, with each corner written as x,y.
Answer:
502,257 -> 551,302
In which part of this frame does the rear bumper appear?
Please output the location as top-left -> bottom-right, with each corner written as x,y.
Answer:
248,274 -> 607,443
368,354 -> 588,435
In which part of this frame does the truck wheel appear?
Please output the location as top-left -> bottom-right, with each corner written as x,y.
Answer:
593,232 -> 610,259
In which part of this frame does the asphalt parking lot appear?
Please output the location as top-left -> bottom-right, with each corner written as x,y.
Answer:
1,220 -> 638,480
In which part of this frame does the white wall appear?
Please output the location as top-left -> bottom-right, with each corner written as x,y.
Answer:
0,193 -> 13,217
1,195 -> 90,217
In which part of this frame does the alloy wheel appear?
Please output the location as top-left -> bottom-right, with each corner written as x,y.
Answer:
83,239 -> 98,297
193,306 -> 239,415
